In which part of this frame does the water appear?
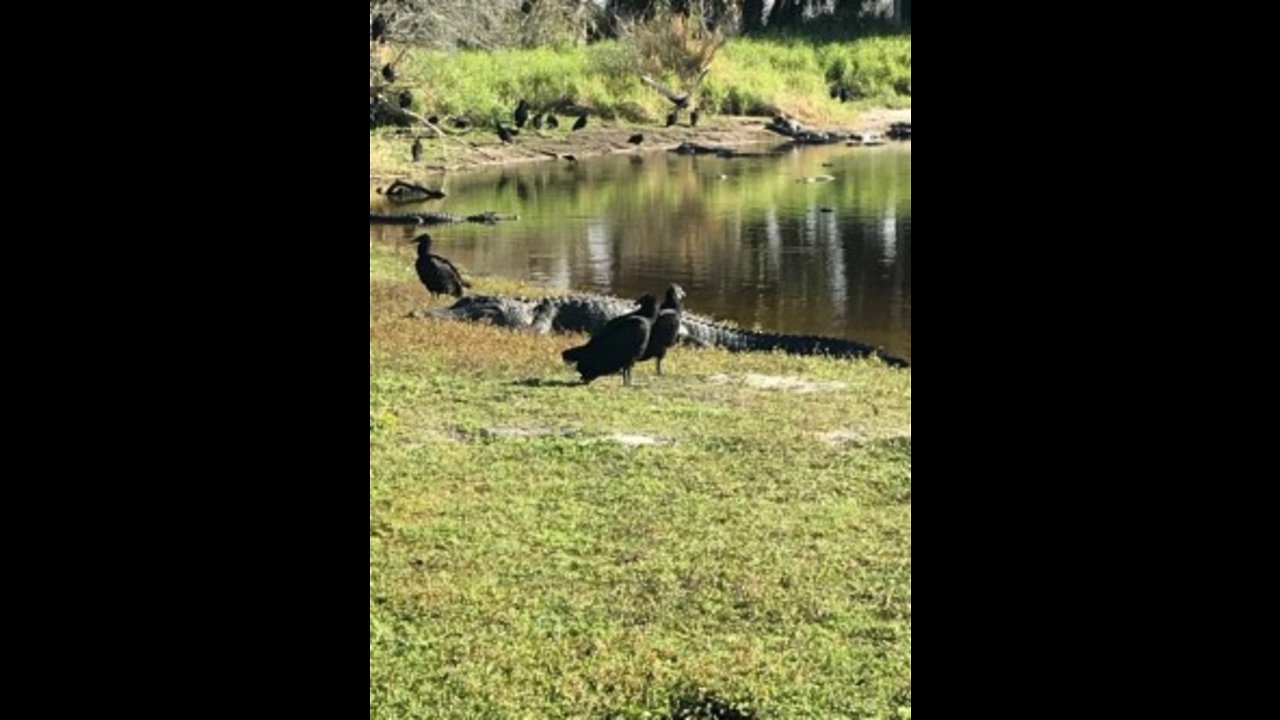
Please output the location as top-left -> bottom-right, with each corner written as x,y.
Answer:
370,141 -> 911,360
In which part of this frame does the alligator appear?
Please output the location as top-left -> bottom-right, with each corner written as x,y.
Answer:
764,116 -> 852,145
369,210 -> 518,226
375,179 -> 446,203
671,141 -> 779,159
410,293 -> 909,368
671,141 -> 732,156
766,116 -> 908,146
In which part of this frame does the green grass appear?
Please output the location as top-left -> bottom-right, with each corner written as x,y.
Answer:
370,249 -> 912,716
379,35 -> 910,128
707,36 -> 912,117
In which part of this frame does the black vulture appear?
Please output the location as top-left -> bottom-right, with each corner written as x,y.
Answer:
572,112 -> 587,132
398,90 -> 413,109
409,234 -> 470,298
546,115 -> 560,129
561,294 -> 659,386
628,134 -> 644,145
496,125 -> 515,144
665,111 -> 677,128
532,113 -> 544,130
371,13 -> 387,43
689,108 -> 700,128
451,117 -> 471,130
641,74 -> 693,110
427,115 -> 440,125
514,99 -> 529,129
381,64 -> 396,82
411,137 -> 423,162
639,284 -> 685,375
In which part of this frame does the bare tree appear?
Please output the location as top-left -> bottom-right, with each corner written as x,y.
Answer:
615,1 -> 733,113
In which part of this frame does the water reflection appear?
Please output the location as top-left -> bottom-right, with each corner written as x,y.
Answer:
585,218 -> 612,292
371,142 -> 911,359
882,211 -> 897,265
819,208 -> 848,321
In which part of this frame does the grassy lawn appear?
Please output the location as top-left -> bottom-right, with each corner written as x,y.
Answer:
370,240 -> 912,717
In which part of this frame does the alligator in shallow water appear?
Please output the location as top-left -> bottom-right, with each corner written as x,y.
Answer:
369,210 -> 518,226
411,293 -> 909,368
670,141 -> 778,158
375,179 -> 446,203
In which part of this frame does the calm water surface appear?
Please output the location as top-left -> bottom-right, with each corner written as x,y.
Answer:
370,141 -> 911,359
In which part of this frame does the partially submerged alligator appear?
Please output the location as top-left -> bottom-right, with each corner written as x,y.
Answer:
411,293 -> 909,368
369,210 -> 518,226
375,179 -> 446,203
671,141 -> 776,158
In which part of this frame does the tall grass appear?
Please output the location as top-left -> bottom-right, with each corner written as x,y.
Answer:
386,35 -> 910,126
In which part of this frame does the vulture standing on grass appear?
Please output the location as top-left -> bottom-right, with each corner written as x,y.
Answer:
638,284 -> 685,375
561,294 -> 659,386
409,234 -> 470,298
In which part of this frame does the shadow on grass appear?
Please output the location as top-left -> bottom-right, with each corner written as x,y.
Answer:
510,377 -> 584,388
603,685 -> 758,720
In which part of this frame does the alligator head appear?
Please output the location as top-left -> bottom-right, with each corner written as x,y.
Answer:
409,295 -> 539,329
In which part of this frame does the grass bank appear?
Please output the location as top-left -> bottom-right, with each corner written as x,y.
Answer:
370,242 -> 912,717
375,35 -> 910,128
371,36 -> 910,175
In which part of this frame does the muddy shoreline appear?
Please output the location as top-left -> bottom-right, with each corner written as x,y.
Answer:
370,108 -> 910,179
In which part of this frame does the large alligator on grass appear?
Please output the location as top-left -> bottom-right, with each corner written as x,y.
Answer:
369,210 -> 518,225
410,293 -> 909,368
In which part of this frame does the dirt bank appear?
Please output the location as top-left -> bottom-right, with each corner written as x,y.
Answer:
369,108 -> 910,179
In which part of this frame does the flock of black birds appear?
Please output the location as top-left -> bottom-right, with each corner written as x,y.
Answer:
381,7 -> 702,166
407,92 -> 701,162
416,103 -> 591,154
408,231 -> 685,387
